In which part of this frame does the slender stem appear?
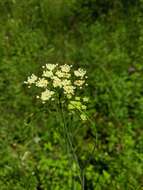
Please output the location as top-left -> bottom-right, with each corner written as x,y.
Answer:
56,101 -> 76,188
60,101 -> 85,190
68,114 -> 86,190
73,108 -> 98,172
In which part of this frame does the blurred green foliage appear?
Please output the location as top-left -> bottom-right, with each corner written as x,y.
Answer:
0,0 -> 143,189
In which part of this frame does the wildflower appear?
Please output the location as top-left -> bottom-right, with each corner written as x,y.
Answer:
46,63 -> 57,71
62,72 -> 71,78
62,79 -> 71,86
56,70 -> 71,78
52,76 -> 62,88
74,80 -> 85,87
24,74 -> 37,85
63,85 -> 75,95
24,62 -> 89,121
42,70 -> 53,78
60,64 -> 71,73
36,78 -> 48,88
55,70 -> 64,78
74,68 -> 86,78
41,89 -> 54,103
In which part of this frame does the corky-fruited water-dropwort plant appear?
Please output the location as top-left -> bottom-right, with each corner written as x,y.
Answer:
24,63 -> 89,121
24,63 -> 90,189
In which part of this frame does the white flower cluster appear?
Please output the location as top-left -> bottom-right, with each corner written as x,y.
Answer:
24,63 -> 89,120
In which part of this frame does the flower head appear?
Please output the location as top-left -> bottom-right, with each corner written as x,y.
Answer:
63,85 -> 75,95
74,80 -> 85,87
52,76 -> 62,88
60,64 -> 71,73
41,89 -> 54,103
55,70 -> 64,78
36,78 -> 48,88
24,63 -> 89,121
62,79 -> 71,86
74,68 -> 86,78
46,63 -> 57,71
56,70 -> 71,78
24,74 -> 37,85
42,70 -> 54,78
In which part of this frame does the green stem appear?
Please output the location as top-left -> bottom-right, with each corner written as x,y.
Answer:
60,101 -> 85,190
73,108 -> 98,168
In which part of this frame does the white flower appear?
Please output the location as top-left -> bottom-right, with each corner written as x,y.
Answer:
55,71 -> 64,78
63,85 -> 75,95
62,79 -> 71,86
60,64 -> 71,73
55,70 -> 71,78
24,74 -> 37,85
36,78 -> 48,88
74,80 -> 85,86
74,68 -> 86,78
41,89 -> 54,102
63,72 -> 71,78
42,70 -> 53,78
52,76 -> 62,88
46,63 -> 57,71
24,63 -> 89,112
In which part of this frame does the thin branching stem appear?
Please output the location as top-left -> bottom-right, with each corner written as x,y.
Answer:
60,101 -> 85,190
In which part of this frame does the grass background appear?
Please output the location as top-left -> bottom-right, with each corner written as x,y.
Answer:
0,0 -> 143,189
